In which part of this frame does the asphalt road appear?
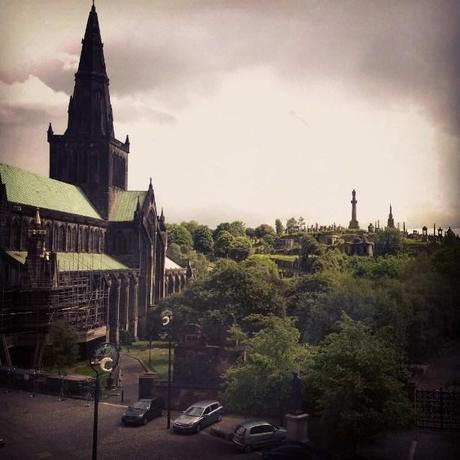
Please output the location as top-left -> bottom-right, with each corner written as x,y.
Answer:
0,390 -> 260,460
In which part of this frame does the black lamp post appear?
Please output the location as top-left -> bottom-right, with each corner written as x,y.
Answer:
89,343 -> 119,460
160,310 -> 173,429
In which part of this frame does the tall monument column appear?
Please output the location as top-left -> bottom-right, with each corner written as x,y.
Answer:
349,189 -> 359,229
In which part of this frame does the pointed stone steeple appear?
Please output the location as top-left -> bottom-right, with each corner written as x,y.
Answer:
49,3 -> 129,218
387,204 -> 395,229
65,3 -> 114,138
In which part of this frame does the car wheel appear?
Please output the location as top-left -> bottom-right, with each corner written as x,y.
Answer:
195,423 -> 201,433
243,445 -> 252,453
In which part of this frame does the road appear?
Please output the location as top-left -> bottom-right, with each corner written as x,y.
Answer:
0,390 -> 260,460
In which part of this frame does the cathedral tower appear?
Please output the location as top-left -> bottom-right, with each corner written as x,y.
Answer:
48,4 -> 130,219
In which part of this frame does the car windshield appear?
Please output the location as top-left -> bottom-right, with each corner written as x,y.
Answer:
131,401 -> 150,410
184,406 -> 203,416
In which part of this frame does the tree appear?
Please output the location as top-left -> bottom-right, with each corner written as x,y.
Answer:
374,228 -> 402,256
229,236 -> 252,261
213,222 -> 232,240
180,220 -> 199,238
254,224 -> 275,239
245,227 -> 256,240
193,225 -> 214,255
298,217 -> 306,231
42,322 -> 79,371
214,221 -> 246,240
299,234 -> 322,272
167,224 -> 193,251
275,219 -> 284,236
229,221 -> 246,237
308,314 -> 412,451
214,230 -> 234,258
224,315 -> 312,415
286,217 -> 298,234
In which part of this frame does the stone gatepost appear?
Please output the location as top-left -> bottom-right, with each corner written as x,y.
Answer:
285,412 -> 309,443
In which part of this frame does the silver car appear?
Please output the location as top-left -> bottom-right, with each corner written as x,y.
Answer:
232,420 -> 287,452
172,400 -> 223,433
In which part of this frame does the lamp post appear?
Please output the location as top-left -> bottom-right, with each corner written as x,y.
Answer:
161,310 -> 173,429
89,343 -> 119,460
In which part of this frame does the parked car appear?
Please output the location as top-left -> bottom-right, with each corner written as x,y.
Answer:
172,400 -> 223,433
232,420 -> 287,453
121,397 -> 164,426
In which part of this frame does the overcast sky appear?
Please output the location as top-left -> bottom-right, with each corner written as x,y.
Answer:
1,0 -> 459,229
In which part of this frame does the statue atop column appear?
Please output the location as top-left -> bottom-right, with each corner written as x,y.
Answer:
348,189 -> 359,229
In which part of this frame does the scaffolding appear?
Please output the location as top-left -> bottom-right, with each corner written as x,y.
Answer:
0,254 -> 109,340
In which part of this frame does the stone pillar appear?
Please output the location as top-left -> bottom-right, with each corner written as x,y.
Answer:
109,276 -> 121,345
285,413 -> 309,443
349,189 -> 359,229
105,278 -> 112,342
129,276 -> 139,340
121,275 -> 130,333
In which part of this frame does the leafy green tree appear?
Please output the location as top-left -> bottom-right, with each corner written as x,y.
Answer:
375,228 -> 402,256
229,236 -> 252,261
245,227 -> 256,240
275,219 -> 284,236
229,221 -> 246,237
42,322 -> 79,371
167,224 -> 193,251
299,234 -> 323,272
180,220 -> 200,238
224,315 -> 313,415
166,242 -> 183,263
193,225 -> 214,255
214,221 -> 246,240
213,222 -> 232,240
286,217 -> 298,234
309,315 -> 412,451
186,250 -> 210,280
214,230 -> 234,258
255,224 -> 275,239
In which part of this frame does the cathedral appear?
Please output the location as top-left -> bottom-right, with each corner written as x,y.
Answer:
0,4 -> 187,367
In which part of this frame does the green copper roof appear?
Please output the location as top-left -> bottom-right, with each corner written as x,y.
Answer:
5,251 -> 129,272
109,190 -> 146,221
0,163 -> 101,219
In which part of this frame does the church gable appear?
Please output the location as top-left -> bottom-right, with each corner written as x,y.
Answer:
109,190 -> 147,222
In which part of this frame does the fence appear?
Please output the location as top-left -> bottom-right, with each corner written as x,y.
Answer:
415,389 -> 460,432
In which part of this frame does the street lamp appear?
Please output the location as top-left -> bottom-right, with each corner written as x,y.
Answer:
161,310 -> 173,429
89,343 -> 119,460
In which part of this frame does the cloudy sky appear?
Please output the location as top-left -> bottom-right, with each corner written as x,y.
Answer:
1,0 -> 459,229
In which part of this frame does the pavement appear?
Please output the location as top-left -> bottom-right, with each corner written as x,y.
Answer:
105,352 -> 146,405
0,389 -> 260,460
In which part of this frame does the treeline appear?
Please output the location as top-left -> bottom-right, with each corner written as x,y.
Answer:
158,219 -> 460,447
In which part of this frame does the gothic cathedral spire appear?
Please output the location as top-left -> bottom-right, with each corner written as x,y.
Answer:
48,4 -> 129,219
66,3 -> 114,138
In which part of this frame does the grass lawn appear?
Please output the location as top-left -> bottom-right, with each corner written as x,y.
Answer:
269,254 -> 299,262
124,341 -> 174,380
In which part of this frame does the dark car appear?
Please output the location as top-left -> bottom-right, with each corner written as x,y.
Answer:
232,420 -> 287,453
122,397 -> 164,426
172,400 -> 223,433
